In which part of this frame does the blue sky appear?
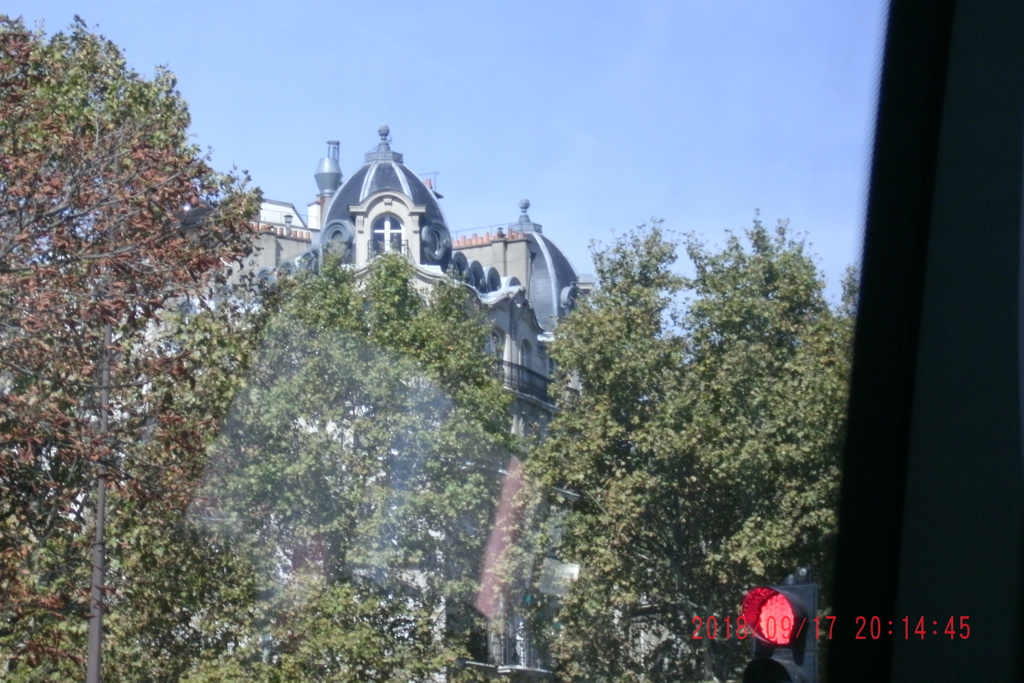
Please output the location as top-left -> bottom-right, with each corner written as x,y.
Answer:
9,0 -> 888,301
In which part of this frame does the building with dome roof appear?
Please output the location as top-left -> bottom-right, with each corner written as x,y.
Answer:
247,127 -> 591,678
252,126 -> 591,427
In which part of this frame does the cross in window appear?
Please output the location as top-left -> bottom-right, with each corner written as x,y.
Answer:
373,215 -> 403,253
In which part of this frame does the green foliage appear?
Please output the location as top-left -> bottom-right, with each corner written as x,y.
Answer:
174,255 -> 514,681
181,573 -> 454,683
530,219 -> 854,681
0,15 -> 258,676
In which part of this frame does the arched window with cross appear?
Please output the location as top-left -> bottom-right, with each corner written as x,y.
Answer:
371,214 -> 404,255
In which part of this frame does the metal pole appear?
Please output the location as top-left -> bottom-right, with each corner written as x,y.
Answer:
86,322 -> 111,683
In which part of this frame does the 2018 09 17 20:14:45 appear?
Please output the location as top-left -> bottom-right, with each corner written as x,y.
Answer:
689,615 -> 971,640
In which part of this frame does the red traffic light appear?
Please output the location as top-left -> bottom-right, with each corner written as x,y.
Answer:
742,573 -> 817,683
742,586 -> 802,646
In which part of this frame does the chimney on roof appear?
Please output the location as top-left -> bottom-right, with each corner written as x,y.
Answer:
315,141 -> 343,197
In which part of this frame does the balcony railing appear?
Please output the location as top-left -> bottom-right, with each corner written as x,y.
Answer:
495,360 -> 551,403
463,618 -> 549,674
494,621 -> 548,671
367,238 -> 411,259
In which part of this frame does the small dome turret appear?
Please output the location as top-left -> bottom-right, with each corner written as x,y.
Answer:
508,200 -> 578,330
320,127 -> 451,268
323,126 -> 447,228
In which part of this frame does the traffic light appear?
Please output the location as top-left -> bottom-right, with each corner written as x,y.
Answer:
741,567 -> 817,683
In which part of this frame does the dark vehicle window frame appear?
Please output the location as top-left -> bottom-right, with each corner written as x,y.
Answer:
828,1 -> 1024,680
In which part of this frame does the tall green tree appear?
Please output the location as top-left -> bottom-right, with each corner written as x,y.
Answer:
178,254 -> 516,682
0,16 -> 258,676
530,219 -> 855,681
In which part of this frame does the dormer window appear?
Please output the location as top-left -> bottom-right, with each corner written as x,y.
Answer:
372,214 -> 404,255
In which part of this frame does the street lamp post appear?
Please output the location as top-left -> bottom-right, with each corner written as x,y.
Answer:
86,321 -> 111,683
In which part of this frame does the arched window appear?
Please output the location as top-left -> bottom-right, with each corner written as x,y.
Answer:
487,330 -> 505,361
520,339 -> 533,370
371,214 -> 404,254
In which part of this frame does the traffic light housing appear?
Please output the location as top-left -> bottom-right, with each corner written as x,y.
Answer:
741,567 -> 817,683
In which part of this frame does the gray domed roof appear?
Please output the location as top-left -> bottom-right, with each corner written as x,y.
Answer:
512,199 -> 580,331
323,125 -> 447,228
527,231 -> 580,331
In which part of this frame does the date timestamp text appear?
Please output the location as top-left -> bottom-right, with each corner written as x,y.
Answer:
689,615 -> 970,640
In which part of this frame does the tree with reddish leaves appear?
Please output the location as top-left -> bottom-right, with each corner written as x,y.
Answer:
0,16 -> 259,676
